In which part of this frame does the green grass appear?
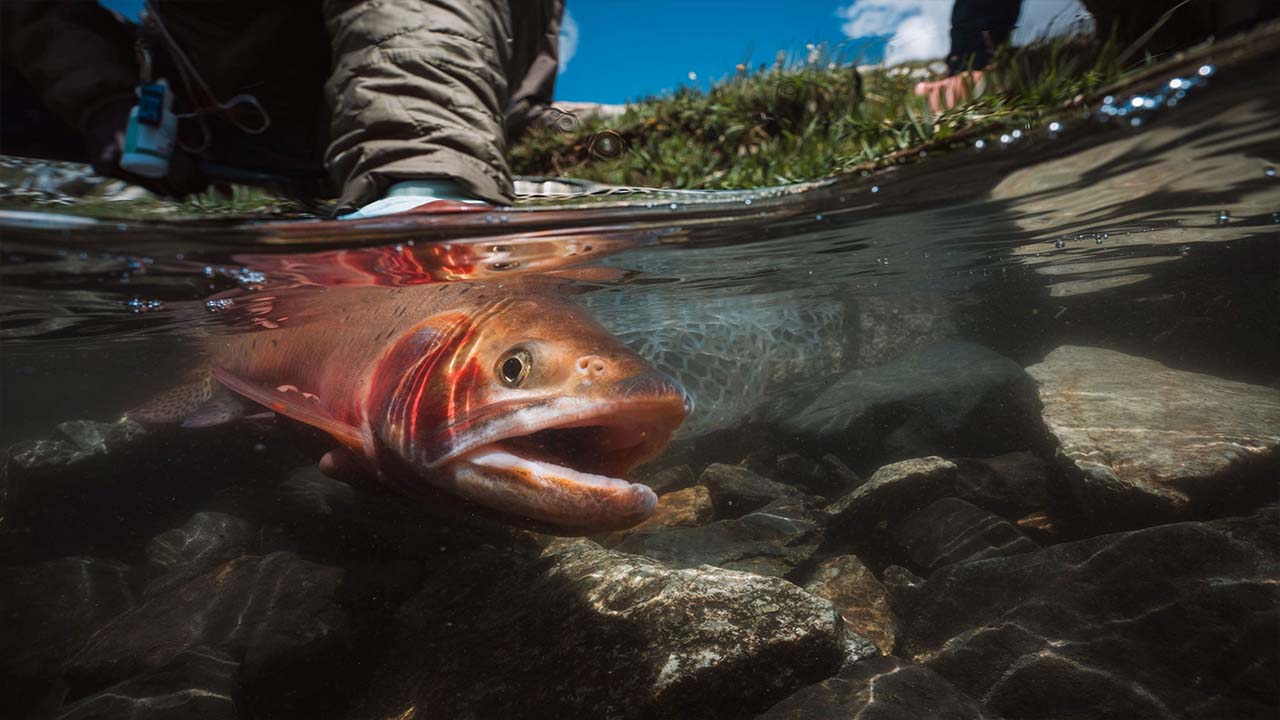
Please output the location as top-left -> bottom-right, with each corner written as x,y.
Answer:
509,34 -> 1126,189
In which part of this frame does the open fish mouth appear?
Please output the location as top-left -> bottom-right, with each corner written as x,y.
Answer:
446,400 -> 687,532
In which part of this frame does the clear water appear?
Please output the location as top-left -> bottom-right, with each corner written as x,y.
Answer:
1,53 -> 1277,719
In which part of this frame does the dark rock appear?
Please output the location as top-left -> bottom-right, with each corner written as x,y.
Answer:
757,655 -> 997,720
642,464 -> 696,495
899,509 -> 1279,720
952,451 -> 1050,518
1027,345 -> 1280,523
881,565 -> 926,608
803,555 -> 898,654
354,538 -> 844,720
144,511 -> 253,597
7,420 -> 149,474
784,341 -> 1040,463
0,557 -> 136,715
827,457 -> 957,537
699,463 -> 807,519
65,551 -> 349,716
56,646 -> 240,720
775,453 -> 863,499
892,498 -> 1039,572
615,498 -> 822,578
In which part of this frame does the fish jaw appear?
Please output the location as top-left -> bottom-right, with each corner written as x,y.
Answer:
433,393 -> 688,532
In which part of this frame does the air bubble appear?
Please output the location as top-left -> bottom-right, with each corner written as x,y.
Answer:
1265,167 -> 1277,178
1216,210 -> 1230,225
974,139 -> 986,150
1048,121 -> 1062,133
1180,245 -> 1192,256
1054,239 -> 1066,248
871,186 -> 879,193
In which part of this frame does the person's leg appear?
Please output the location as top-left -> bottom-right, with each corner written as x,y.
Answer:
322,0 -> 517,214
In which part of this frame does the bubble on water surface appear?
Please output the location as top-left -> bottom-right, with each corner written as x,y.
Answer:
974,139 -> 986,150
1054,238 -> 1066,248
1265,167 -> 1277,178
1180,245 -> 1192,256
1216,210 -> 1230,225
206,298 -> 235,313
125,297 -> 163,313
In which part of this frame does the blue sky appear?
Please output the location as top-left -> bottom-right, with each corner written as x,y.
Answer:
101,1 -> 1089,104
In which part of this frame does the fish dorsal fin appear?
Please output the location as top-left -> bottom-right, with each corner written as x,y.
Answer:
210,367 -> 366,450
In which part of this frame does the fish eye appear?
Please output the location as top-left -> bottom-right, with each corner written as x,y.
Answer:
497,347 -> 532,387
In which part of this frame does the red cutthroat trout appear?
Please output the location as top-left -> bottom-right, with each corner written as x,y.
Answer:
130,280 -> 692,532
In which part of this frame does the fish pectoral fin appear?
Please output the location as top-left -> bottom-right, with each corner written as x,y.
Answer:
210,367 -> 365,450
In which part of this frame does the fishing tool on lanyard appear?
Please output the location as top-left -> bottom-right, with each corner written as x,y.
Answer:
120,2 -> 272,179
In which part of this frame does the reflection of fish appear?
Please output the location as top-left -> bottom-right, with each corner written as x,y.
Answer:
130,281 -> 692,532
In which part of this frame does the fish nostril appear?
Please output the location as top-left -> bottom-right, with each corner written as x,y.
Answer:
577,355 -> 607,376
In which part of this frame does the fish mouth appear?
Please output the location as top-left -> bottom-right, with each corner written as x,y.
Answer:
445,398 -> 687,532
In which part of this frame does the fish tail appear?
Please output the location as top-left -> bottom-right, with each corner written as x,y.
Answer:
125,372 -> 245,427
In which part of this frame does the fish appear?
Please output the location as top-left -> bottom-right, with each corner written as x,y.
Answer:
129,280 -> 692,532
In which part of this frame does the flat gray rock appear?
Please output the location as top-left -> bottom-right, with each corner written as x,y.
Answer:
615,497 -> 822,578
898,508 -> 1279,720
56,646 -> 240,720
1027,345 -> 1280,519
757,655 -> 997,720
144,511 -> 253,597
354,538 -> 844,720
892,497 -> 1039,572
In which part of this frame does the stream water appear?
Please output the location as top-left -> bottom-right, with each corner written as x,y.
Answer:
0,43 -> 1277,720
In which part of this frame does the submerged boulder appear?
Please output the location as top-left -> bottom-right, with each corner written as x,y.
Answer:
56,646 -> 240,720
757,655 -> 997,720
699,463 -> 807,519
0,557 -> 137,715
143,511 -> 254,597
803,555 -> 898,655
891,497 -> 1039,572
897,508 -> 1279,720
952,451 -> 1050,519
354,538 -> 844,720
783,341 -> 1040,462
1027,345 -> 1280,523
615,497 -> 822,578
826,457 -> 957,538
65,551 -> 349,715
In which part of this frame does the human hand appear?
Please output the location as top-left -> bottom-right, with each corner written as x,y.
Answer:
914,70 -> 985,113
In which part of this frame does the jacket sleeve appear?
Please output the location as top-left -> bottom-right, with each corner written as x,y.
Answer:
947,0 -> 1023,74
0,3 -> 138,133
321,0 -> 516,210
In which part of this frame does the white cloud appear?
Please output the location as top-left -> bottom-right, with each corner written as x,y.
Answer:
837,0 -> 1092,65
558,9 -> 579,75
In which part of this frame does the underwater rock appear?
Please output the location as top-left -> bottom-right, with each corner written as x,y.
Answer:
642,463 -> 697,495
897,508 -> 1279,720
6,420 -> 149,474
65,551 -> 349,713
850,293 -> 958,368
757,655 -> 996,720
604,485 -> 713,546
699,463 -> 808,519
143,511 -> 253,597
802,555 -> 898,655
774,453 -> 863,499
952,451 -> 1050,519
1027,345 -> 1280,523
354,538 -> 844,720
892,498 -> 1039,572
56,646 -> 240,720
784,341 -> 1040,463
615,497 -> 822,578
0,557 -> 136,715
827,457 -> 957,538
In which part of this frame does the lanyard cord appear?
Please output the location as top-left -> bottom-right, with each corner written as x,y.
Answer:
143,2 -> 272,153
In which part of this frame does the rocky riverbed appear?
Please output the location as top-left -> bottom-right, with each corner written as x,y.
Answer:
1,343 -> 1276,719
